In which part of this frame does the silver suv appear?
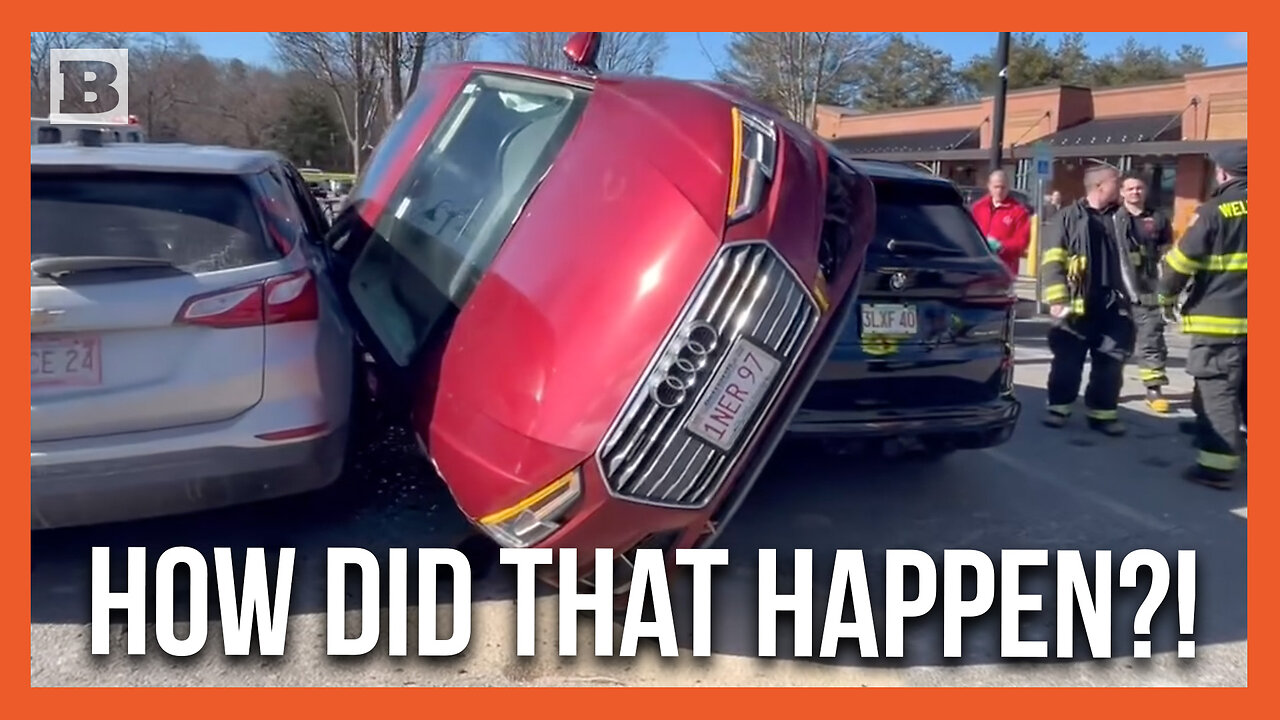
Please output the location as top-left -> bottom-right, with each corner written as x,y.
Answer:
30,143 -> 355,528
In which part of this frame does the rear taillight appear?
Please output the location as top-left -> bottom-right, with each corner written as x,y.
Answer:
264,270 -> 319,324
176,270 -> 318,328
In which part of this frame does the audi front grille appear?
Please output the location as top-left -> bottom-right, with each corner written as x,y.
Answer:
597,241 -> 820,509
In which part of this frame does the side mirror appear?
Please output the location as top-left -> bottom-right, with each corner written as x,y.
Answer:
562,32 -> 602,75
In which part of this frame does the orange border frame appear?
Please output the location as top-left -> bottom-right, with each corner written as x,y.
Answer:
17,20 -> 1263,704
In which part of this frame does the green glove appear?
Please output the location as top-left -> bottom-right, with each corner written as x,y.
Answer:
986,237 -> 1002,253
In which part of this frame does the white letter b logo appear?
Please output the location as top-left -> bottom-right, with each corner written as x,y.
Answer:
50,48 -> 129,123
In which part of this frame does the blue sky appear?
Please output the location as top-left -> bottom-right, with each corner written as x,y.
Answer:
191,32 -> 1247,79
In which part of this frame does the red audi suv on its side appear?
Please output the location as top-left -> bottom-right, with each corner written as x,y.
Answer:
325,33 -> 876,591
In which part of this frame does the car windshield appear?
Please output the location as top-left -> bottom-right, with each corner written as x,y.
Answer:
871,180 -> 990,257
345,72 -> 590,367
30,171 -> 275,279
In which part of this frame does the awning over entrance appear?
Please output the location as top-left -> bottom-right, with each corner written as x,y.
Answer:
1039,113 -> 1182,147
1024,139 -> 1239,159
830,112 -> 1239,163
832,127 -> 982,155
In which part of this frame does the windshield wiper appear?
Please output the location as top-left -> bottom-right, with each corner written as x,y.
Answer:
884,238 -> 966,256
31,256 -> 178,278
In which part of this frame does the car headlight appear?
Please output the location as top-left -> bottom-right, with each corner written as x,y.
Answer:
476,467 -> 583,548
727,106 -> 778,225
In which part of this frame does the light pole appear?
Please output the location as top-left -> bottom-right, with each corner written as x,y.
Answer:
990,32 -> 1011,172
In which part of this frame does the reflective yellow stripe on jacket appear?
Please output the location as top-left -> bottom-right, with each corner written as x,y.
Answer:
1041,248 -> 1068,265
1164,247 -> 1201,274
1165,249 -> 1247,274
1205,253 -> 1248,271
1182,315 -> 1247,336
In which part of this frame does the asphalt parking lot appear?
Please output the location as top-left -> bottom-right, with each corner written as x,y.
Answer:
30,316 -> 1247,687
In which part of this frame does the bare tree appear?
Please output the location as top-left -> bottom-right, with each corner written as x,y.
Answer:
504,32 -> 569,71
436,32 -> 482,63
130,33 -> 204,140
503,32 -> 668,75
382,33 -> 486,112
271,32 -> 383,174
597,33 -> 668,75
203,60 -> 286,147
717,32 -> 887,128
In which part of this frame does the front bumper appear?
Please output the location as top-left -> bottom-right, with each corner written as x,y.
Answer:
524,238 -> 867,574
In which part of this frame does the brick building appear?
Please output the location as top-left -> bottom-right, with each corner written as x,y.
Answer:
816,63 -> 1247,237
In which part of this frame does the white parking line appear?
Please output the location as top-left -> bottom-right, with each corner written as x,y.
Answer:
1230,507 -> 1247,519
982,448 -> 1176,533
1014,347 -> 1054,361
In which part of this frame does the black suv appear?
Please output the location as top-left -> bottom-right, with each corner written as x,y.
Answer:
790,161 -> 1020,458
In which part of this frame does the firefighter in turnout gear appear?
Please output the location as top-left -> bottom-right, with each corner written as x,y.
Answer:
1117,175 -> 1175,412
1040,164 -> 1141,435
1160,144 -> 1248,490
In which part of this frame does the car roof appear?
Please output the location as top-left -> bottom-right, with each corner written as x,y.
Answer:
30,143 -> 280,176
842,158 -> 955,186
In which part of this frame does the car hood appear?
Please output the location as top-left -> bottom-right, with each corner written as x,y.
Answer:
424,81 -> 735,517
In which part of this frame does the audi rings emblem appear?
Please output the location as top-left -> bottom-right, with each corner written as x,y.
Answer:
649,321 -> 720,408
889,272 -> 908,291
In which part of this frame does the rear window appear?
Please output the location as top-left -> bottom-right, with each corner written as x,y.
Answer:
31,172 -> 277,274
872,180 -> 990,257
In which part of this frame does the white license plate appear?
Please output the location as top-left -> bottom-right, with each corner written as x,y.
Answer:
861,303 -> 918,337
686,338 -> 781,453
31,335 -> 102,387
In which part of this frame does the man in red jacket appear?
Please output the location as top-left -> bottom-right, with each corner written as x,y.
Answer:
970,169 -> 1031,276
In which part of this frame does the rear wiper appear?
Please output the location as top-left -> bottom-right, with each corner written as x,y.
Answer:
31,256 -> 178,278
884,238 -> 965,256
